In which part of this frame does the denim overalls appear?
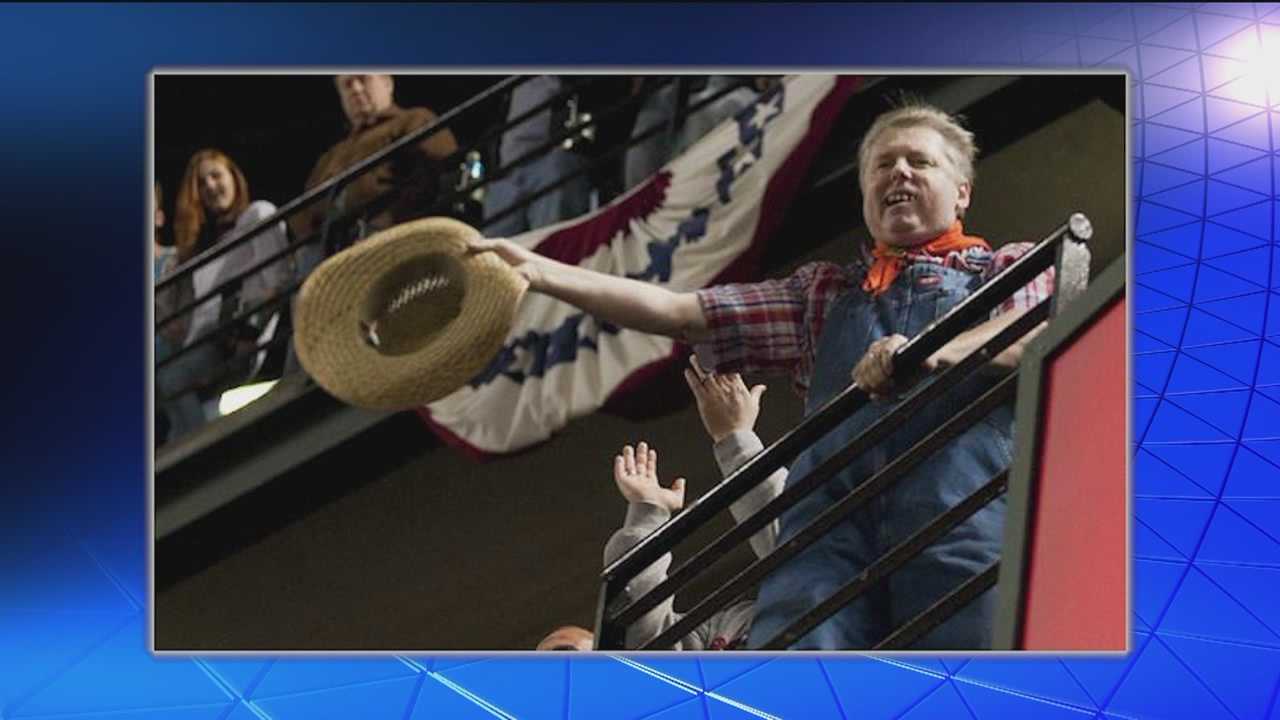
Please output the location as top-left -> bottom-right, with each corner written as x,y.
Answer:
747,258 -> 1015,650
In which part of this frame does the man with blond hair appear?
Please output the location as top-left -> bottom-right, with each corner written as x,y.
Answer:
480,98 -> 1052,649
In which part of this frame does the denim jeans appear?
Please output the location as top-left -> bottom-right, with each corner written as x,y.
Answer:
623,77 -> 758,192
748,260 -> 1014,650
482,150 -> 592,238
155,339 -> 221,443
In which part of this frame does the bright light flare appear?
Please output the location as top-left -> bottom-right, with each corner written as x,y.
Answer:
218,379 -> 279,416
1208,23 -> 1280,108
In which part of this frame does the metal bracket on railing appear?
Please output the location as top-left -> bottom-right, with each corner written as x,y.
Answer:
559,96 -> 596,151
482,77 -> 757,232
1051,212 -> 1093,317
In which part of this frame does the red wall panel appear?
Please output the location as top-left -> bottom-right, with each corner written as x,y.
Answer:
1021,298 -> 1127,650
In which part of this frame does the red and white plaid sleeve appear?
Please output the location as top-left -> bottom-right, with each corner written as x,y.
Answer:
986,242 -> 1056,317
694,262 -> 851,396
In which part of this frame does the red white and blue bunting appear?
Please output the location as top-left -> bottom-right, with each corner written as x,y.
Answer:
420,75 -> 862,457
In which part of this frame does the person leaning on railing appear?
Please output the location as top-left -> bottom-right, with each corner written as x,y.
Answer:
159,148 -> 293,439
288,73 -> 460,278
536,357 -> 784,651
622,75 -> 761,192
153,180 -> 199,445
481,75 -> 595,237
473,99 -> 1054,650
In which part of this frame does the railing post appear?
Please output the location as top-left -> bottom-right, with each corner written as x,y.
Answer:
1052,212 -> 1093,317
669,77 -> 691,149
593,577 -> 627,650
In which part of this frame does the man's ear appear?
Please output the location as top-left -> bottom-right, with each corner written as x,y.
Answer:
383,74 -> 395,96
956,181 -> 972,216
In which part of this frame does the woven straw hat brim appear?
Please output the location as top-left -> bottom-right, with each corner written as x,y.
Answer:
294,217 -> 528,410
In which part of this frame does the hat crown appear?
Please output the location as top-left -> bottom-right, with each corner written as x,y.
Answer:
359,253 -> 466,356
294,217 -> 528,410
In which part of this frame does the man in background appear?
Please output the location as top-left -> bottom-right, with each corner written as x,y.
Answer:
290,74 -> 460,274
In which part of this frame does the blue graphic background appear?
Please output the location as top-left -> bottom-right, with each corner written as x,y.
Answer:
2,3 -> 1277,718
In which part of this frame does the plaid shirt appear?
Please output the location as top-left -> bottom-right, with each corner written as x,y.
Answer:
693,243 -> 1055,398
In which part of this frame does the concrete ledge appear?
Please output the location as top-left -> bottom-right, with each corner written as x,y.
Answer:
155,373 -> 392,539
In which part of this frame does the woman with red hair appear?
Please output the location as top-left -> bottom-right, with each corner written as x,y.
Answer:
158,148 -> 292,439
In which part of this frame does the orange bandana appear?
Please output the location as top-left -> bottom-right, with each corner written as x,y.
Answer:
861,221 -> 990,296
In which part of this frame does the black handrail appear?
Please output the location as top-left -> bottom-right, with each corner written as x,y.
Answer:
595,214 -> 1091,650
599,219 -> 1069,591
156,298 -> 295,402
479,77 -> 755,232
759,470 -> 1008,649
874,562 -> 1000,650
155,76 -> 754,379
608,298 -> 1049,631
154,73 -> 615,368
154,75 -> 529,302
633,372 -> 1018,650
154,75 -> 712,337
157,328 -> 289,404
156,73 -> 640,326
468,77 -> 605,165
156,243 -> 307,371
436,76 -> 669,210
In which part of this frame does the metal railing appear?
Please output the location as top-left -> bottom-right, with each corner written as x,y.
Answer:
154,74 -> 531,381
593,213 -> 1093,650
154,74 -> 753,404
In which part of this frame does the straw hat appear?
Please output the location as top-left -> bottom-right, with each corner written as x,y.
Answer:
293,217 -> 528,410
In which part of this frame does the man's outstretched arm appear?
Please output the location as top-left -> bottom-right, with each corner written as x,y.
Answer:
470,237 -> 710,343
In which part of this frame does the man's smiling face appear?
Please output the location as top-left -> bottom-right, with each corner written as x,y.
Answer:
860,124 -> 971,248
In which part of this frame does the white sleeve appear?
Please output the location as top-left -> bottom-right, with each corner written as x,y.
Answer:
234,201 -> 293,310
713,430 -> 785,559
602,502 -> 698,650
